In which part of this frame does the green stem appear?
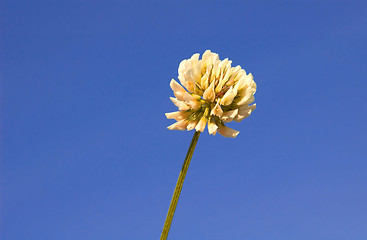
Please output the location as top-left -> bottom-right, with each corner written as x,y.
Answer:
160,131 -> 201,240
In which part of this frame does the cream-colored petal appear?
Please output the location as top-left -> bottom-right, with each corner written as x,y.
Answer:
222,63 -> 233,81
234,104 -> 256,122
178,75 -> 193,92
225,66 -> 241,88
246,73 -> 254,83
220,86 -> 238,106
201,50 -> 211,71
231,65 -> 242,76
216,58 -> 230,80
178,73 -> 195,92
200,70 -> 209,90
236,76 -> 256,105
195,115 -> 207,132
187,120 -> 198,131
211,101 -> 223,117
170,97 -> 190,111
178,58 -> 197,92
190,53 -> 200,62
203,80 -> 216,102
208,120 -> 218,135
188,54 -> 202,85
221,109 -> 238,123
215,81 -> 223,94
185,81 -> 195,92
193,63 -> 202,84
167,120 -> 189,131
202,50 -> 219,67
200,65 -> 212,90
165,111 -> 190,121
217,125 -> 240,138
236,88 -> 256,106
215,64 -> 232,93
170,79 -> 187,100
234,75 -> 246,90
221,59 -> 232,71
170,79 -> 186,93
178,59 -> 187,77
184,69 -> 196,91
237,94 -> 255,106
182,92 -> 201,110
241,74 -> 256,91
211,52 -> 219,63
234,69 -> 247,81
210,60 -> 221,83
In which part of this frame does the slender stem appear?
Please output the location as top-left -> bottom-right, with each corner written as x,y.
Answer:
160,131 -> 201,240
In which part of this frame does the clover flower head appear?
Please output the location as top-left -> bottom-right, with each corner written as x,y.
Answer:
165,50 -> 257,138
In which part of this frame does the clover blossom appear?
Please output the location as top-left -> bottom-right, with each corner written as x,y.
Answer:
165,50 -> 257,137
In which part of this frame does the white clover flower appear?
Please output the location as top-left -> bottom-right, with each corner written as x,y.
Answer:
165,50 -> 256,138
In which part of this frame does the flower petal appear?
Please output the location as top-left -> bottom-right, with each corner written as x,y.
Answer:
195,115 -> 207,132
178,59 -> 187,77
234,104 -> 256,122
202,50 -> 219,67
200,65 -> 211,90
178,59 -> 197,92
167,120 -> 189,131
236,88 -> 256,106
217,125 -> 240,138
220,85 -> 238,106
210,59 -> 221,83
190,53 -> 200,62
182,92 -> 201,110
210,101 -> 223,117
170,79 -> 187,100
170,97 -> 190,111
187,120 -> 198,131
165,111 -> 190,121
203,80 -> 216,102
208,120 -> 218,135
221,109 -> 238,123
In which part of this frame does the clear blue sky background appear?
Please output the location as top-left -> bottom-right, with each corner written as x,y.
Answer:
2,1 -> 367,239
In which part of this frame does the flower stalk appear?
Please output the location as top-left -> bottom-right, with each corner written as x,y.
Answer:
160,131 -> 201,240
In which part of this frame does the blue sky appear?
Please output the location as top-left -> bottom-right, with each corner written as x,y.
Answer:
2,0 -> 367,239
